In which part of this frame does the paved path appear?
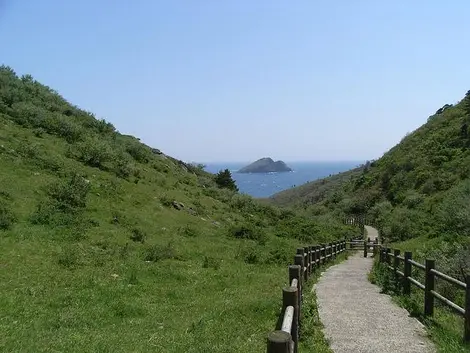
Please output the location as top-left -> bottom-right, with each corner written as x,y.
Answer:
314,226 -> 435,353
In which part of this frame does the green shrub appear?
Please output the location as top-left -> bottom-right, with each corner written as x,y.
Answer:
130,228 -> 146,243
74,137 -> 115,168
228,223 -> 267,244
31,174 -> 90,226
0,200 -> 16,230
126,142 -> 151,163
179,225 -> 198,237
159,193 -> 173,207
202,256 -> 221,269
144,242 -> 178,262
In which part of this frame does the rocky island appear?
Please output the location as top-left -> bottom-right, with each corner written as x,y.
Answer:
238,157 -> 292,173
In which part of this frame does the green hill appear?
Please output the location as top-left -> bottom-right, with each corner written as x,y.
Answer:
270,90 -> 470,265
0,65 -> 356,352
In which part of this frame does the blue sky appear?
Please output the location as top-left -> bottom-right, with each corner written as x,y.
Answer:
1,1 -> 469,162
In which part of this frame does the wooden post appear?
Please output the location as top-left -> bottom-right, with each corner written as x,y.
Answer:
424,259 -> 435,316
320,244 -> 325,265
464,276 -> 470,343
311,246 -> 316,271
289,265 -> 301,312
294,255 -> 304,299
394,249 -> 401,291
403,251 -> 412,295
332,242 -> 336,259
363,240 -> 367,258
296,248 -> 307,283
303,247 -> 309,281
328,242 -> 333,261
267,330 -> 292,353
385,248 -> 391,265
283,286 -> 299,353
316,245 -> 321,266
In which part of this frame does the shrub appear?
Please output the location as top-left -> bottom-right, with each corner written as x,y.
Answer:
31,174 -> 90,226
179,225 -> 198,237
144,242 -> 178,262
74,137 -> 115,168
202,256 -> 221,269
235,243 -> 261,264
0,200 -> 16,230
228,223 -> 267,244
437,180 -> 470,237
159,193 -> 173,207
130,228 -> 146,243
126,142 -> 151,163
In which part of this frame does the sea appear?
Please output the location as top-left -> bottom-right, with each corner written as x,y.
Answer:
204,161 -> 363,198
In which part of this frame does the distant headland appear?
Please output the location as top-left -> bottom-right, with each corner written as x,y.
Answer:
237,158 -> 293,173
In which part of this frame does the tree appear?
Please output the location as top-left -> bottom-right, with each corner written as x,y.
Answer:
214,169 -> 238,192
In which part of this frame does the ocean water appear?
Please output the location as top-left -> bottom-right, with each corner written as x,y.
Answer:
204,161 -> 362,198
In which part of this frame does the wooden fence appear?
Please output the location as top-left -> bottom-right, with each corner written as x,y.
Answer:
266,237 -> 368,353
378,246 -> 470,343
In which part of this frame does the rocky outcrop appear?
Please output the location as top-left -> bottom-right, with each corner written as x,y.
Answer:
238,158 -> 292,173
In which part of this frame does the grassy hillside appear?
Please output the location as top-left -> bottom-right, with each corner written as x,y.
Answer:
271,91 -> 470,241
0,65 -> 356,352
270,91 -> 470,274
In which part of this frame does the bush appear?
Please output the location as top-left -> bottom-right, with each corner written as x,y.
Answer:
130,228 -> 146,243
74,137 -> 115,168
228,223 -> 267,244
31,174 -> 90,225
202,256 -> 221,269
0,200 -> 16,230
144,242 -> 178,262
126,142 -> 151,163
437,180 -> 470,237
179,225 -> 198,237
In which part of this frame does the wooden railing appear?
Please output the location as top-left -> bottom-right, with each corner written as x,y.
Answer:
379,247 -> 470,343
266,240 -> 348,353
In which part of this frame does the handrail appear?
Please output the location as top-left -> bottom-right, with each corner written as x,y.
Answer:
431,269 -> 466,289
267,238 -> 350,352
409,276 -> 425,290
281,306 -> 295,333
409,259 -> 425,270
431,290 -> 465,316
379,245 -> 470,343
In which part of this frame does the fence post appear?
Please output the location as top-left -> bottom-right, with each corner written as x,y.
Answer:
333,242 -> 337,258
394,249 -> 401,291
363,240 -> 367,258
328,242 -> 332,261
289,265 -> 301,314
312,246 -> 316,267
294,255 -> 304,300
267,331 -> 292,353
385,248 -> 391,265
464,276 -> 470,343
296,249 -> 307,283
316,245 -> 321,266
283,286 -> 299,353
424,259 -> 435,316
320,244 -> 325,265
403,251 -> 412,295
303,247 -> 309,281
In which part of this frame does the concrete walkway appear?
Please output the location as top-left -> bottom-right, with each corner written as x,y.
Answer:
314,226 -> 435,353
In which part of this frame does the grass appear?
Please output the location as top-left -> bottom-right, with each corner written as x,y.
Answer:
0,67 -> 357,352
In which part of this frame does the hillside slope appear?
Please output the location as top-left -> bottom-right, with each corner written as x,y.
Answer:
0,65 -> 356,352
270,91 -> 470,245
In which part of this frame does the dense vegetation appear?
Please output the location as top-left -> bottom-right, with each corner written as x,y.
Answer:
0,65 -> 356,352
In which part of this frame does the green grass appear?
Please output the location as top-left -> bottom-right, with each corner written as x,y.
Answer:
0,66 -> 357,352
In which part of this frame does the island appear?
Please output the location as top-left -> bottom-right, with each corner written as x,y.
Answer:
238,158 -> 293,173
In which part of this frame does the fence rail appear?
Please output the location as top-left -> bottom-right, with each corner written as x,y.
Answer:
267,238 -> 361,353
379,247 -> 470,343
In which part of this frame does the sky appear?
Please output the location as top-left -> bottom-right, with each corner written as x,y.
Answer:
1,1 -> 469,163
